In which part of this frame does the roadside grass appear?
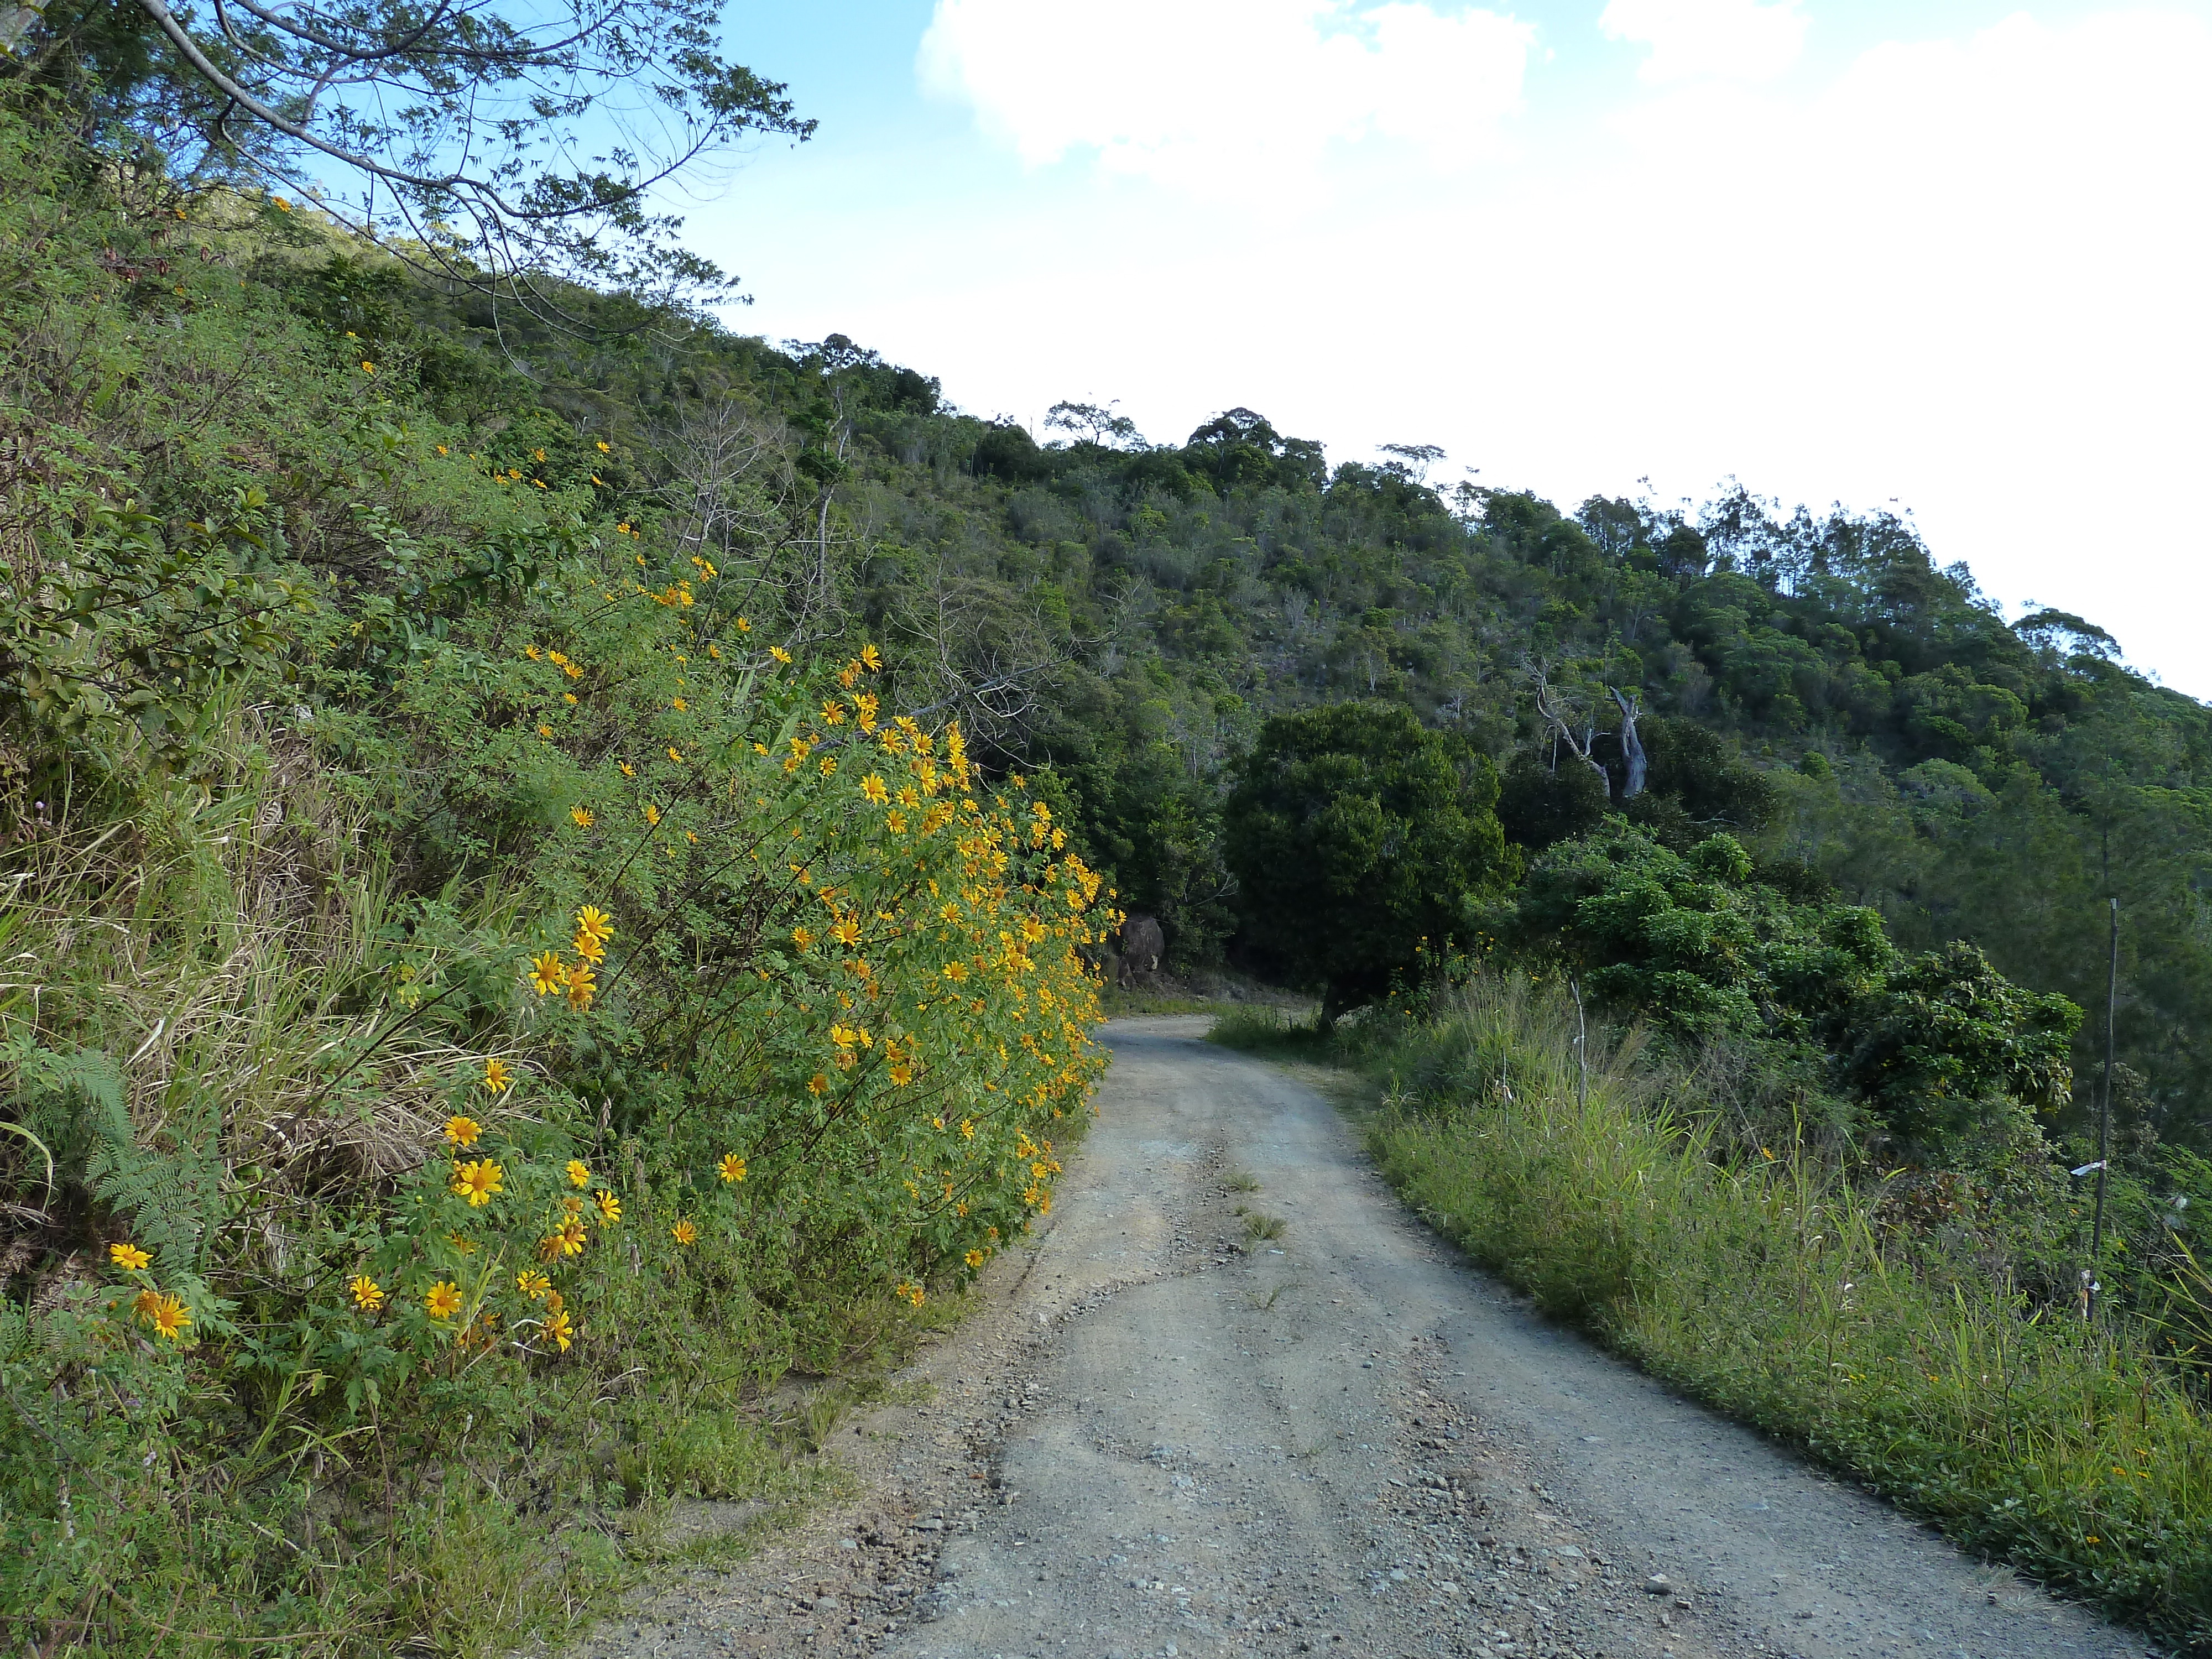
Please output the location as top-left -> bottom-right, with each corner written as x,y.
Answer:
1220,977 -> 2212,1653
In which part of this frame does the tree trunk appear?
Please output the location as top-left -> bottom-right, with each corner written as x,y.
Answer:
1610,686 -> 1646,800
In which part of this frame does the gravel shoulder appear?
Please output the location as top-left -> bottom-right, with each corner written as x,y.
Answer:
578,1016 -> 2157,1659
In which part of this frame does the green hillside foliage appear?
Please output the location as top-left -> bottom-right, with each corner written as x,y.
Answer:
0,96 -> 1107,1651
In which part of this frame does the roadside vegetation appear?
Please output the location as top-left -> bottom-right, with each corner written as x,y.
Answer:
1215,982 -> 2212,1650
0,89 -> 1107,1653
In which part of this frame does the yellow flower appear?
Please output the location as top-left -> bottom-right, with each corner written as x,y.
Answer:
518,1269 -> 551,1298
791,926 -> 815,951
860,774 -> 889,805
425,1281 -> 464,1321
541,1218 -> 589,1259
565,962 -> 597,1010
109,1242 -> 150,1271
272,195 -> 291,211
889,1063 -> 912,1086
524,644 -> 542,659
942,961 -> 969,983
563,660 -> 583,679
530,952 -> 566,995
718,1153 -> 747,1184
644,803 -> 662,827
596,440 -> 611,452
537,724 -> 553,739
482,1058 -> 511,1094
859,644 -> 882,670
570,806 -> 593,829
895,1281 -> 925,1307
451,1159 -> 505,1207
667,747 -> 685,765
769,645 -> 792,664
572,929 -> 606,963
144,1292 -> 192,1340
672,1218 -> 697,1246
361,361 -> 375,374
545,1308 -> 575,1350
350,1275 -> 384,1311
671,696 -> 687,712
959,1118 -> 975,1139
965,1249 -> 985,1269
807,1072 -> 829,1096
821,701 -> 846,726
566,1160 -> 592,1190
445,1115 -> 483,1147
818,755 -> 837,776
593,1190 -> 622,1225
619,762 -> 635,777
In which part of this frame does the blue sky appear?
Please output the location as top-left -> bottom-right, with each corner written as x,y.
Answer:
682,2 -> 2212,697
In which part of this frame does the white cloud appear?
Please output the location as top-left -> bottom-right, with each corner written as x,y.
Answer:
1599,0 -> 1808,84
915,0 -> 1533,187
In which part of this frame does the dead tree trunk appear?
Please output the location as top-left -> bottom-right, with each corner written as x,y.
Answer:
1609,686 -> 1647,800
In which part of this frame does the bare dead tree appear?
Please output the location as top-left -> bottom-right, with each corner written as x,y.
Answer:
1609,685 -> 1647,799
1528,669 -> 1610,792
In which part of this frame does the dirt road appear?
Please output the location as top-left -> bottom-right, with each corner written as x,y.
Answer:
583,1017 -> 2156,1659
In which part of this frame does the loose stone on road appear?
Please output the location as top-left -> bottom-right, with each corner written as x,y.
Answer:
580,1016 -> 2157,1659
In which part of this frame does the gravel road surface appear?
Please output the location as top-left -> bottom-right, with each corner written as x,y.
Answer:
580,1016 -> 2155,1659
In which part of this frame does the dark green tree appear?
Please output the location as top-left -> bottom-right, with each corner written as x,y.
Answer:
1224,702 -> 1510,1019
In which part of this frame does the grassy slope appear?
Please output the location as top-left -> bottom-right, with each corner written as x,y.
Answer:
0,106 -> 1109,1655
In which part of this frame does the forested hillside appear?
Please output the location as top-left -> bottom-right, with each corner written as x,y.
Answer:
474,315 -> 2210,1158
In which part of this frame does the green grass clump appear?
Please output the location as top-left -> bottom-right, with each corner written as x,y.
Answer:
1349,975 -> 2212,1651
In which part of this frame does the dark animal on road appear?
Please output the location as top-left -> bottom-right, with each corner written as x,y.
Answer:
1118,914 -> 1165,987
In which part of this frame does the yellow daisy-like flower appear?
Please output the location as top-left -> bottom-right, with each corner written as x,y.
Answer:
517,1269 -> 551,1298
545,1308 -> 575,1350
529,951 -> 566,995
145,1292 -> 192,1340
831,919 -> 862,947
671,696 -> 687,712
769,645 -> 792,664
965,1249 -> 986,1269
718,1153 -> 747,1184
572,932 -> 606,966
109,1242 -> 150,1271
593,1190 -> 622,1225
360,360 -> 375,375
544,1288 -> 564,1314
860,774 -> 889,805
644,803 -> 662,827
820,701 -> 846,726
565,962 -> 596,1011
596,440 -> 611,453
619,761 -> 635,777
537,724 -> 553,739
859,644 -> 881,670
350,1274 -> 384,1310
894,1281 -> 925,1307
791,926 -> 815,950
562,660 -> 582,679
562,691 -> 577,705
445,1115 -> 483,1147
671,1218 -> 697,1246
807,1072 -> 829,1096
566,1159 -> 592,1189
889,1062 -> 912,1087
524,644 -> 542,660
576,906 -> 612,942
818,755 -> 837,776
425,1281 -> 464,1321
959,1118 -> 975,1139
482,1058 -> 511,1094
451,1159 -> 505,1206
541,1218 -> 589,1259
667,747 -> 685,765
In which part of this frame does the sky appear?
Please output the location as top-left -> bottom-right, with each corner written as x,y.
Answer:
684,1 -> 2212,698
